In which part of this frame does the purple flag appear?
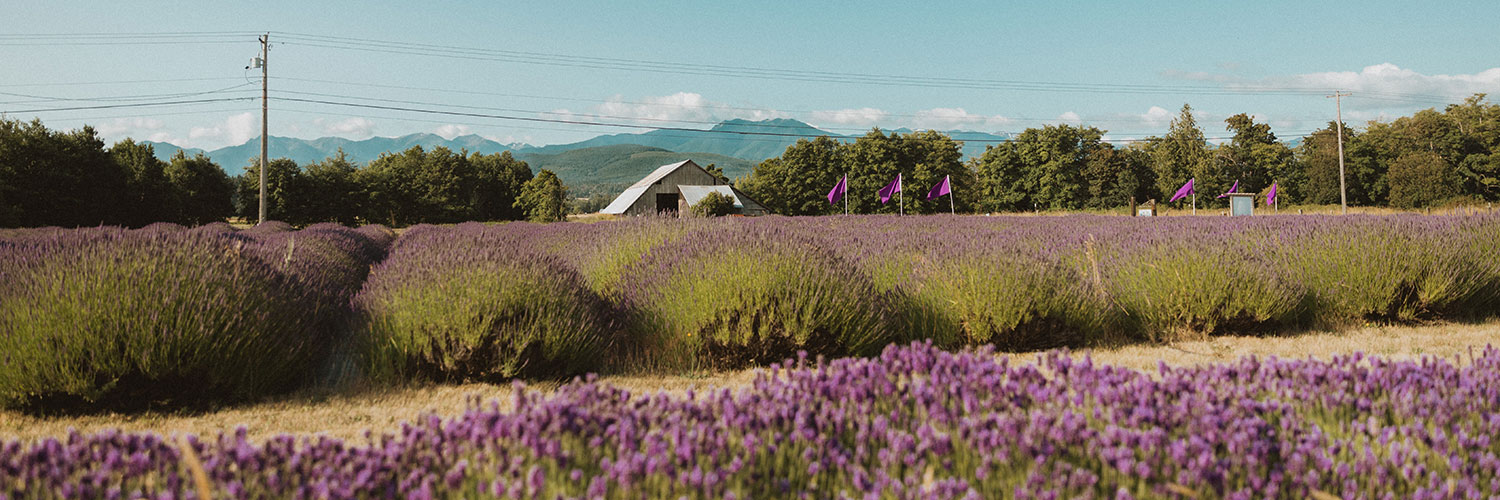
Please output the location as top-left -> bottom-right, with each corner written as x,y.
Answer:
926,175 -> 951,200
827,174 -> 847,204
1267,181 -> 1278,205
1216,180 -> 1240,199
1169,178 -> 1195,202
878,174 -> 902,204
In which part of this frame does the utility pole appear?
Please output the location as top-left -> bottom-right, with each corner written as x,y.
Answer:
258,33 -> 269,224
1327,91 -> 1351,214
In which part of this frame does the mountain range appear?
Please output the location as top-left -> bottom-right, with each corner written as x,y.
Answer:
142,118 -> 1012,195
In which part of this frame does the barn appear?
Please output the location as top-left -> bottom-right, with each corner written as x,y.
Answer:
599,160 -> 768,216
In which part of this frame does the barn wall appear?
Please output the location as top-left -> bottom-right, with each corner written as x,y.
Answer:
624,164 -> 719,215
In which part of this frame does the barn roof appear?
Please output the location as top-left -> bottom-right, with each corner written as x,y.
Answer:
678,185 -> 746,208
599,160 -> 702,215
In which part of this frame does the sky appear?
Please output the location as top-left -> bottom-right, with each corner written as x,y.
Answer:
3,0 -> 1499,152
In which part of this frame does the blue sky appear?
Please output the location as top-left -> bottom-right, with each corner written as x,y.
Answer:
3,0 -> 1498,151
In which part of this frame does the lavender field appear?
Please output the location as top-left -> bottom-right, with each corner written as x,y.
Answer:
3,215 -> 1500,497
6,342 -> 1500,498
4,215 -> 1500,410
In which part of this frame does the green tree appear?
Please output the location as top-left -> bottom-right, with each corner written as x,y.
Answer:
110,139 -> 173,226
164,151 -> 233,225
1148,104 -> 1216,207
299,150 -> 364,225
235,158 -> 302,223
1387,151 -> 1460,208
972,124 -> 1124,211
738,136 -> 846,215
704,163 -> 730,185
360,146 -> 475,226
845,129 -> 967,214
689,191 -> 737,217
515,169 -> 568,222
0,119 -> 125,227
469,151 -> 533,221
1082,142 -> 1156,209
1217,113 -> 1288,195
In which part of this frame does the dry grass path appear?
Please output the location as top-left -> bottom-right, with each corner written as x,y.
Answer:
4,320 -> 1496,443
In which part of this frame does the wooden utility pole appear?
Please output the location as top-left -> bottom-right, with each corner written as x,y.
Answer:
1327,91 -> 1351,214
258,33 -> 269,224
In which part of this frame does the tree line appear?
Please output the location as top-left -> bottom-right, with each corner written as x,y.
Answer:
0,118 -> 568,228
739,94 -> 1500,214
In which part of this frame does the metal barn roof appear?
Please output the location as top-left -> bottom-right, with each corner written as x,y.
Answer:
598,160 -> 702,215
678,185 -> 745,208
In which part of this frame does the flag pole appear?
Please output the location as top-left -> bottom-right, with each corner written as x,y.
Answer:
1192,192 -> 1196,215
844,173 -> 849,215
899,174 -> 904,216
948,175 -> 955,215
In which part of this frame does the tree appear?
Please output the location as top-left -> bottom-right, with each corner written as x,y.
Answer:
299,150 -> 364,225
0,119 -> 125,227
738,136 -> 845,215
469,151 -> 533,221
1387,151 -> 1460,208
1217,113 -> 1287,195
845,129 -> 968,214
360,146 -> 475,226
164,152 -> 233,225
703,163 -> 730,185
235,157 -> 302,223
1083,143 -> 1155,210
690,191 -> 736,217
515,169 -> 568,222
110,139 -> 173,226
1148,104 -> 1216,207
972,124 -> 1126,211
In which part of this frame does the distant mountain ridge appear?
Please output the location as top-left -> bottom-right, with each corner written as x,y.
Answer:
146,133 -> 515,175
145,118 -> 1014,175
141,119 -> 1013,201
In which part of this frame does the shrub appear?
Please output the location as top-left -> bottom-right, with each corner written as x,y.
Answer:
0,229 -> 330,411
689,191 -> 737,217
622,222 -> 897,370
356,223 -> 614,382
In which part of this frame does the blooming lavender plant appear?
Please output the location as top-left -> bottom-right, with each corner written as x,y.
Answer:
0,223 -> 390,411
5,342 -> 1500,498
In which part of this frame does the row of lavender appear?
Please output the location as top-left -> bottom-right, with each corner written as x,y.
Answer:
0,222 -> 395,411
368,215 -> 1500,376
6,342 -> 1499,498
5,215 -> 1498,408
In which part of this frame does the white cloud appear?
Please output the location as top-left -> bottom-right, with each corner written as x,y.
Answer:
554,92 -> 789,125
1170,63 -> 1500,110
909,108 -> 1012,130
323,117 -> 375,138
93,118 -> 164,141
1140,106 -> 1174,128
433,124 -> 471,139
1056,111 -> 1083,125
809,107 -> 888,127
184,112 -> 257,149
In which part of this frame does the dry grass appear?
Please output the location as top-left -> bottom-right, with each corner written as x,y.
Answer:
3,320 -> 1496,444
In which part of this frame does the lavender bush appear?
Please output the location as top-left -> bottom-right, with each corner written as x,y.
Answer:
355,223 -> 615,382
0,223 -> 391,411
6,342 -> 1500,498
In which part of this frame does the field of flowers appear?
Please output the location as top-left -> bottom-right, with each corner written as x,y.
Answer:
4,214 -> 1500,411
5,342 -> 1500,498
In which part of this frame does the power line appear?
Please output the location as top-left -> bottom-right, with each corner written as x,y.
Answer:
0,83 -> 256,105
270,32 -> 1478,103
0,97 -> 255,114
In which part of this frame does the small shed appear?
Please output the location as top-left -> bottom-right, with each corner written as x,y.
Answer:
600,160 -> 766,216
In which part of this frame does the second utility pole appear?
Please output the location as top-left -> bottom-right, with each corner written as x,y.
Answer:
258,33 -> 269,224
1327,91 -> 1351,214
